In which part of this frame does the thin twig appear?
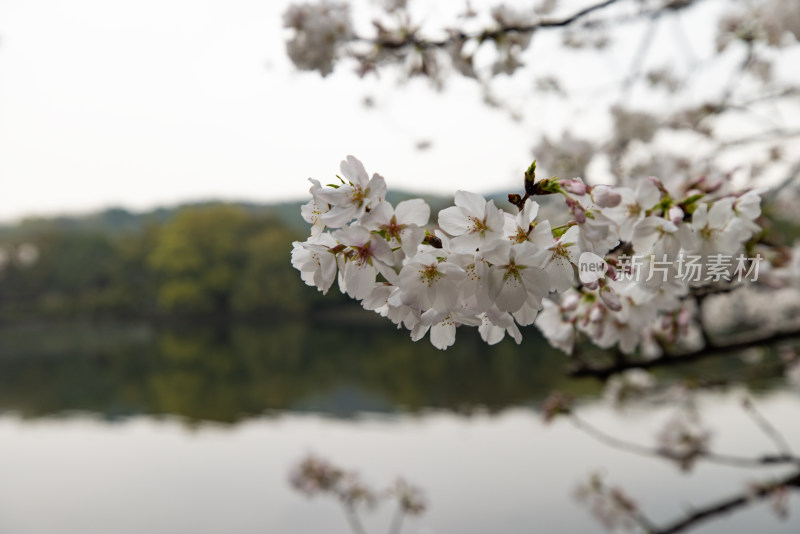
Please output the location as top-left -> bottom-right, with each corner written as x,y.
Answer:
742,396 -> 794,457
344,505 -> 368,534
354,0 -> 625,51
570,415 -> 800,469
653,471 -> 800,534
388,505 -> 405,534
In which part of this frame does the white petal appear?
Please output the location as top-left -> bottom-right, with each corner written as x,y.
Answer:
479,322 -> 505,345
512,300 -> 540,326
522,266 -> 549,298
454,190 -> 487,216
438,206 -> 469,236
636,179 -> 661,210
344,262 -> 376,300
708,198 -> 734,229
494,272 -> 526,312
692,203 -> 709,229
360,201 -> 393,230
521,200 -> 540,224
548,258 -> 575,292
340,155 -> 369,188
365,174 -> 387,206
528,221 -> 553,249
430,321 -> 456,350
399,226 -> 425,258
395,199 -> 430,226
481,239 -> 511,265
484,201 -> 506,232
332,225 -> 370,247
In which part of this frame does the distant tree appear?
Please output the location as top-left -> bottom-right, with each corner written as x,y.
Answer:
149,205 -> 251,315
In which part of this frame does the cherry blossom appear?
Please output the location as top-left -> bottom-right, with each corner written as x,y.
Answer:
438,191 -> 505,252
315,156 -> 386,228
291,155 -> 768,352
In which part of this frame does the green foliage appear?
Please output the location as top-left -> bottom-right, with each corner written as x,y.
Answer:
0,202 -> 339,320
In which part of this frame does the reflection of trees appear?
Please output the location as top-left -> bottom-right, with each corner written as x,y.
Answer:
0,321 -> 792,426
0,321 -> 579,422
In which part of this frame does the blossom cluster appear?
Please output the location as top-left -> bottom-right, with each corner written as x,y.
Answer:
283,2 -> 353,77
291,156 -> 766,352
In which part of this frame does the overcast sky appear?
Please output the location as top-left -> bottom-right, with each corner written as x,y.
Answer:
0,0 -> 549,221
2,0 -> 790,222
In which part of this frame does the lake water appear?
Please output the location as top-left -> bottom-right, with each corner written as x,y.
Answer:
0,321 -> 798,534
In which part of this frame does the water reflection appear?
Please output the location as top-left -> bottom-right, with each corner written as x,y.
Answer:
0,321 -> 587,422
0,322 -> 797,534
0,321 -> 790,423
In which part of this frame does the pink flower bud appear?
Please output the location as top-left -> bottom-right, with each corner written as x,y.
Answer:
561,179 -> 587,196
677,307 -> 692,329
561,293 -> 580,311
565,197 -> 587,224
583,279 -> 599,290
647,176 -> 666,193
591,185 -> 622,208
600,285 -> 623,311
668,206 -> 684,225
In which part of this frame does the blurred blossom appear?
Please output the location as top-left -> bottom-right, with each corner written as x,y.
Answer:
611,106 -> 659,145
532,133 -> 594,181
16,243 -> 40,267
289,455 -> 346,496
574,473 -> 640,532
769,485 -> 791,520
283,2 -> 354,76
289,454 -> 427,521
656,410 -> 711,471
717,0 -> 800,52
542,391 -> 574,424
603,369 -> 655,408
787,363 -> 800,389
391,478 -> 427,516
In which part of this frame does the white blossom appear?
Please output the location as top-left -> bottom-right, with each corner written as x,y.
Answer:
291,233 -> 339,294
315,156 -> 386,228
438,191 -> 505,252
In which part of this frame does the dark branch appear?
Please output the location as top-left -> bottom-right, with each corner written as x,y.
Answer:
569,327 -> 800,380
356,0 -> 626,51
653,471 -> 800,534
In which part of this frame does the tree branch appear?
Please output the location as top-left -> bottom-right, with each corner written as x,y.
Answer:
653,471 -> 800,534
568,327 -> 800,380
356,0 -> 627,51
570,415 -> 800,470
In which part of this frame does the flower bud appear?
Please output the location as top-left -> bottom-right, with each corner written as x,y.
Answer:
591,185 -> 622,208
561,179 -> 587,196
600,285 -> 623,311
565,197 -> 587,224
508,193 -> 524,210
677,307 -> 692,329
668,205 -> 684,225
562,293 -> 580,311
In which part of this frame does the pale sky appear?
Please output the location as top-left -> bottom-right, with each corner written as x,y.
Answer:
0,0 -> 793,222
0,0 -> 543,222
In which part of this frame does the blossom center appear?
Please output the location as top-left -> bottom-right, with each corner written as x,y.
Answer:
385,216 -> 405,239
466,215 -> 488,235
418,264 -> 442,286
